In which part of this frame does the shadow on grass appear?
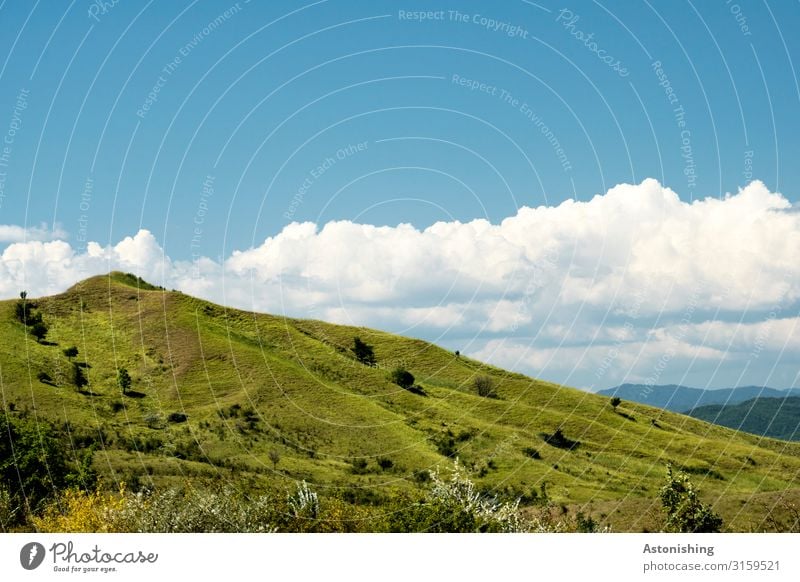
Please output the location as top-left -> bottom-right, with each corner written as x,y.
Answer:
124,390 -> 146,399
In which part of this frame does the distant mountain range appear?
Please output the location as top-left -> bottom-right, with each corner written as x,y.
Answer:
686,397 -> 800,442
597,384 -> 800,413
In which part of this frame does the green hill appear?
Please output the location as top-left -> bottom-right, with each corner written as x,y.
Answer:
2,272 -> 800,531
687,397 -> 800,441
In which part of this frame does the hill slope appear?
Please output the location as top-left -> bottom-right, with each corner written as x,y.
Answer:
686,397 -> 800,441
598,383 -> 800,413
2,273 -> 800,531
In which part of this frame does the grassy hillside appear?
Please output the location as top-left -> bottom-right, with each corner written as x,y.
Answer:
687,397 -> 800,442
2,272 -> 800,531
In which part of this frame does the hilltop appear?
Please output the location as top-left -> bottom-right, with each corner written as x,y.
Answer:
686,397 -> 800,442
2,273 -> 800,531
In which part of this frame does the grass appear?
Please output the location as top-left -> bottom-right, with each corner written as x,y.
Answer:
2,272 -> 800,531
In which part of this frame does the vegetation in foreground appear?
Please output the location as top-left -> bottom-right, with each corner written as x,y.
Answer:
1,273 -> 799,532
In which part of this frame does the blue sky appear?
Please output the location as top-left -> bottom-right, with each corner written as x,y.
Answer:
0,1 -> 798,391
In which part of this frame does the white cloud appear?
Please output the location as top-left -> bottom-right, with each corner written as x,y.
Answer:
0,223 -> 67,243
1,179 -> 798,388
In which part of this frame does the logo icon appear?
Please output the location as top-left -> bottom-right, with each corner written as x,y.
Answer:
20,542 -> 46,570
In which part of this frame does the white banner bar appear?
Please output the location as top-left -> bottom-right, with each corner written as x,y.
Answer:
2,533 -> 798,581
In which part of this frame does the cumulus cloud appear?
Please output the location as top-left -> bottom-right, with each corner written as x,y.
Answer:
0,223 -> 67,243
1,179 -> 798,389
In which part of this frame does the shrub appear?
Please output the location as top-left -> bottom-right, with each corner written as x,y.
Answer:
30,321 -> 49,343
350,458 -> 369,474
352,337 -> 376,366
110,401 -> 125,413
73,364 -> 88,389
0,413 -> 76,518
610,396 -> 621,410
473,375 -> 497,398
391,367 -> 415,389
117,368 -> 132,395
659,464 -> 722,533
377,457 -> 394,470
387,461 -> 560,533
63,346 -> 79,361
167,412 -> 188,423
541,428 -> 580,450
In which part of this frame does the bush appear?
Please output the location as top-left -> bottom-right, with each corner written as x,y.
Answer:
473,375 -> 497,398
35,485 -> 277,533
30,321 -> 49,343
73,364 -> 88,389
0,413 -> 76,518
659,464 -> 723,533
541,428 -> 580,450
610,396 -> 621,410
391,367 -> 415,389
167,412 -> 188,423
387,461 -> 559,533
377,457 -> 394,470
352,337 -> 376,366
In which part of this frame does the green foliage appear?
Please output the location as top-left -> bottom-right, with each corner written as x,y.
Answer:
73,364 -> 88,389
0,413 -> 78,518
659,464 -> 723,533
352,336 -> 376,366
37,371 -> 53,384
473,375 -> 497,398
610,396 -> 622,409
63,346 -> 79,360
386,462 -> 556,533
688,396 -> 800,441
391,367 -> 415,389
30,321 -> 49,343
117,368 -> 132,395
167,412 -> 188,423
541,428 -> 580,450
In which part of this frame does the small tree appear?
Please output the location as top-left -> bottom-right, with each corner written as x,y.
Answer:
660,464 -> 723,533
118,368 -> 132,396
268,449 -> 281,470
30,322 -> 48,343
352,337 -> 376,366
73,364 -> 88,390
610,396 -> 622,411
473,375 -> 497,398
391,367 -> 415,389
63,346 -> 79,361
